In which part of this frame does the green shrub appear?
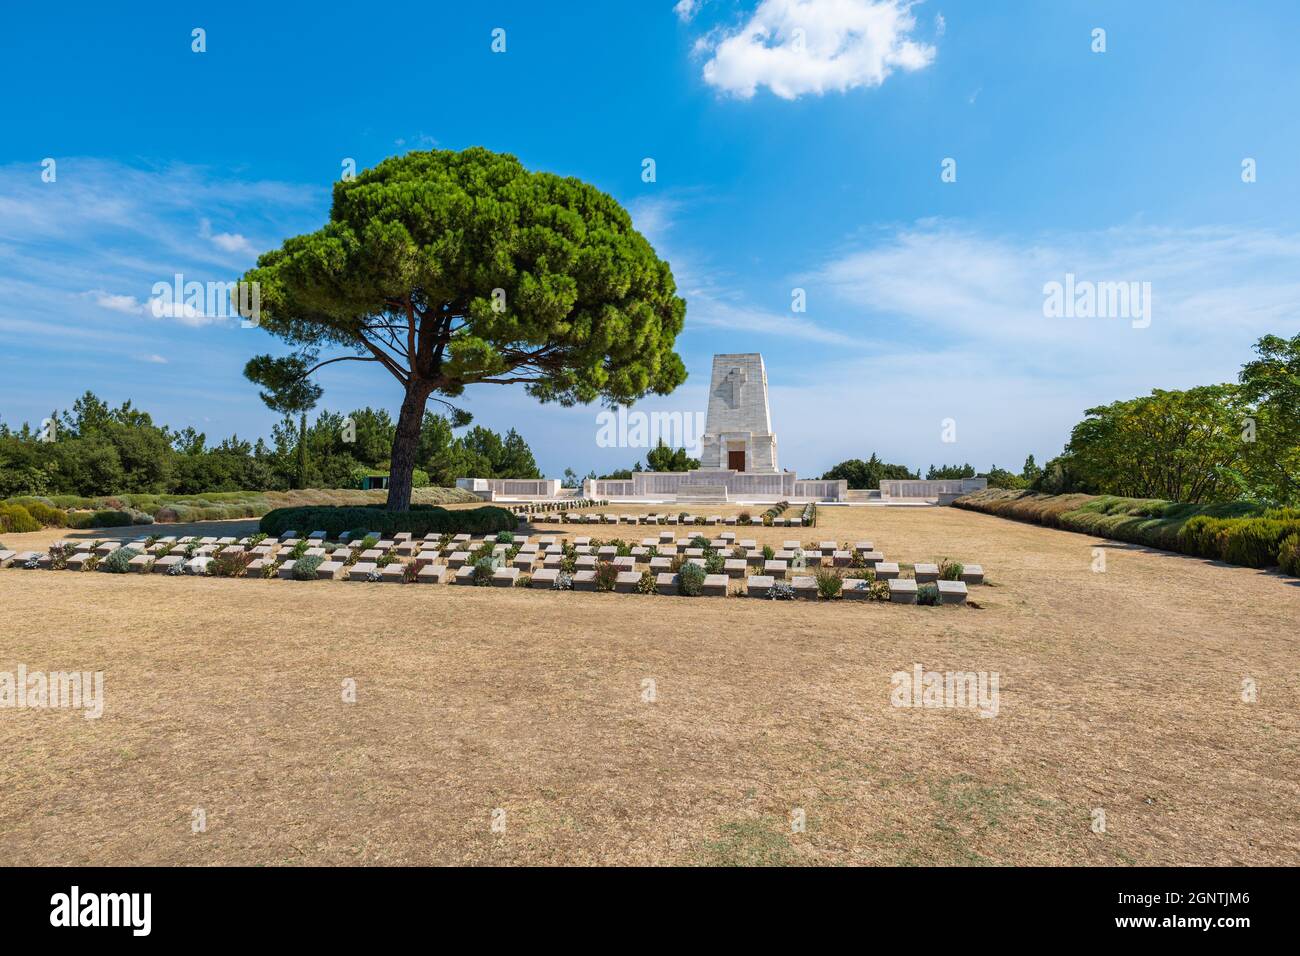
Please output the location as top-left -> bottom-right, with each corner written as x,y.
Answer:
210,550 -> 254,578
593,560 -> 619,591
47,542 -> 77,570
1223,519 -> 1300,569
472,557 -> 495,586
916,583 -> 941,606
761,545 -> 775,561
292,555 -> 324,580
0,503 -> 40,533
678,562 -> 706,597
938,558 -> 964,581
815,568 -> 843,598
66,509 -> 133,529
101,546 -> 141,574
1277,533 -> 1300,577
635,569 -> 658,594
259,505 -> 516,538
24,501 -> 67,527
495,531 -> 515,544
957,489 -> 1293,572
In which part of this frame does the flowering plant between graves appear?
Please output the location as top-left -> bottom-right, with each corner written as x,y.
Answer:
677,562 -> 706,597
48,542 -> 77,571
471,557 -> 495,586
815,568 -> 843,599
594,560 -> 619,591
767,581 -> 796,600
292,555 -> 324,580
635,570 -> 658,594
101,546 -> 140,574
552,571 -> 574,591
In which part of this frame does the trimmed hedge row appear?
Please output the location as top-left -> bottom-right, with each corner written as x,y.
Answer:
955,490 -> 1300,574
258,504 -> 518,538
1,487 -> 480,529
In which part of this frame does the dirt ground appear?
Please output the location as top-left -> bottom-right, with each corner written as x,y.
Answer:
1,504 -> 1297,866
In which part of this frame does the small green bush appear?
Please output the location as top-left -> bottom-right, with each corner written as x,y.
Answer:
594,560 -> 619,591
67,509 -> 133,529
101,546 -> 141,574
292,555 -> 324,580
678,562 -> 706,597
938,558 -> 964,581
917,583 -> 941,606
472,557 -> 495,586
635,569 -> 658,594
0,504 -> 40,533
25,501 -> 67,527
815,568 -> 843,598
1277,532 -> 1300,577
209,550 -> 254,578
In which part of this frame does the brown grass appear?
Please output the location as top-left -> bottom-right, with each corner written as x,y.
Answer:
2,505 -> 1297,865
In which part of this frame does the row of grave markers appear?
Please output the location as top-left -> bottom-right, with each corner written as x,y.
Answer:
1,529 -> 983,604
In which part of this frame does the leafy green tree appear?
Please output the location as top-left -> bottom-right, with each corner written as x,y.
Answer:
645,438 -> 699,472
984,465 -> 1028,489
927,463 -> 976,480
1021,454 -> 1042,484
239,147 -> 687,510
820,453 -> 917,489
1064,385 -> 1247,503
1238,333 -> 1300,506
244,354 -> 323,489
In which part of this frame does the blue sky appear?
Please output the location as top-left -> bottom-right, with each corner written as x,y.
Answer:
2,0 -> 1298,478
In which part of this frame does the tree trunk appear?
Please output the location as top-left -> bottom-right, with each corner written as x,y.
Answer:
386,380 -> 433,511
296,412 -> 307,490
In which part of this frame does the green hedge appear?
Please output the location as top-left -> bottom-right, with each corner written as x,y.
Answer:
66,509 -> 135,529
0,503 -> 41,533
258,504 -> 518,538
955,490 -> 1300,575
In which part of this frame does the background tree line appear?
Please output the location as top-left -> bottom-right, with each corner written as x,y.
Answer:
820,334 -> 1297,507
0,391 -> 540,499
1033,333 -> 1298,505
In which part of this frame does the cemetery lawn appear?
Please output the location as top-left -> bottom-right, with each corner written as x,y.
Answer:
2,505 -> 1297,866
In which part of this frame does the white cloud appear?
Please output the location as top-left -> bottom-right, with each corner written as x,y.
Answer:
698,0 -> 936,100
139,353 -> 169,364
674,0 -> 705,22
627,195 -> 684,247
689,293 -> 858,346
199,217 -> 257,257
934,11 -> 945,35
88,291 -> 147,315
147,296 -> 229,328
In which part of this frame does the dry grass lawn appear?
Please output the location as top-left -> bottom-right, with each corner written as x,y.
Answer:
1,504 -> 1297,865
